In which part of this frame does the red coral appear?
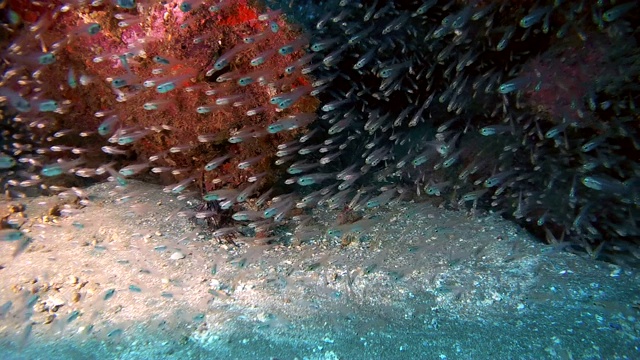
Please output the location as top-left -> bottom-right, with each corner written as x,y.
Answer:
1,0 -> 317,193
521,38 -> 609,124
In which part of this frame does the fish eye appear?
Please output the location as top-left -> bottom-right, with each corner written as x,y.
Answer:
179,2 -> 192,12
116,0 -> 136,9
88,23 -> 101,35
279,47 -> 291,55
112,78 -> 127,88
39,53 -> 56,65
268,124 -> 281,133
278,100 -> 291,109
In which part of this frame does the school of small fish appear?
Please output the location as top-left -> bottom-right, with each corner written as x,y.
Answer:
1,0 -> 639,262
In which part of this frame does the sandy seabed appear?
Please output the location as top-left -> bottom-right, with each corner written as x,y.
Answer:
0,180 -> 638,360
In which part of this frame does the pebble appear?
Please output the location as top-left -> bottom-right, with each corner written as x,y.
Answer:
170,251 -> 185,260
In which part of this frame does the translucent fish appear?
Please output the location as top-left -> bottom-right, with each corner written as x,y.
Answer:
425,181 -> 451,196
322,45 -> 348,67
209,0 -> 232,12
484,170 -> 516,188
258,9 -> 282,21
442,149 -> 462,168
215,70 -> 240,83
544,121 -> 571,139
267,113 -> 316,134
297,173 -> 336,186
143,99 -> 173,111
328,117 -> 353,135
152,54 -> 179,66
0,88 -> 31,112
366,188 -> 396,208
115,13 -> 141,28
0,154 -> 17,169
216,94 -> 247,106
212,42 -> 251,71
278,36 -> 309,55
452,5 -> 473,28
98,115 -> 119,136
14,51 -> 56,66
270,85 -> 313,109
498,76 -> 533,94
581,134 -> 608,152
250,48 -> 277,66
364,147 -> 390,167
156,72 -> 196,93
237,68 -> 274,86
169,144 -> 193,153
471,3 -> 495,20
298,144 -> 322,155
459,189 -> 488,202
179,0 -> 205,12
603,2 -> 637,22
382,13 -> 410,34
363,0 -> 379,21
581,175 -> 626,193
519,6 -> 552,28
114,0 -> 136,9
242,30 -> 274,46
310,37 -> 341,52
496,26 -> 515,51
414,0 -> 437,17
118,163 -> 150,177
236,182 -> 260,202
228,126 -> 261,143
116,129 -> 153,145
196,104 -> 216,114
480,125 -> 512,136
411,149 -> 433,167
287,161 -> 318,175
556,22 -> 571,38
101,146 -> 128,155
203,189 -> 237,202
67,67 -> 77,89
167,176 -> 196,194
348,24 -> 374,44
232,210 -> 263,221
238,155 -> 265,170
41,158 -> 85,177
36,100 -> 58,112
326,217 -> 377,239
110,73 -> 137,89
262,197 -> 294,219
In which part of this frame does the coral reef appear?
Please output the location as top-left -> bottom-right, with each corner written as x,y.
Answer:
1,0 -> 639,263
0,0 -> 317,235
272,0 -> 640,261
